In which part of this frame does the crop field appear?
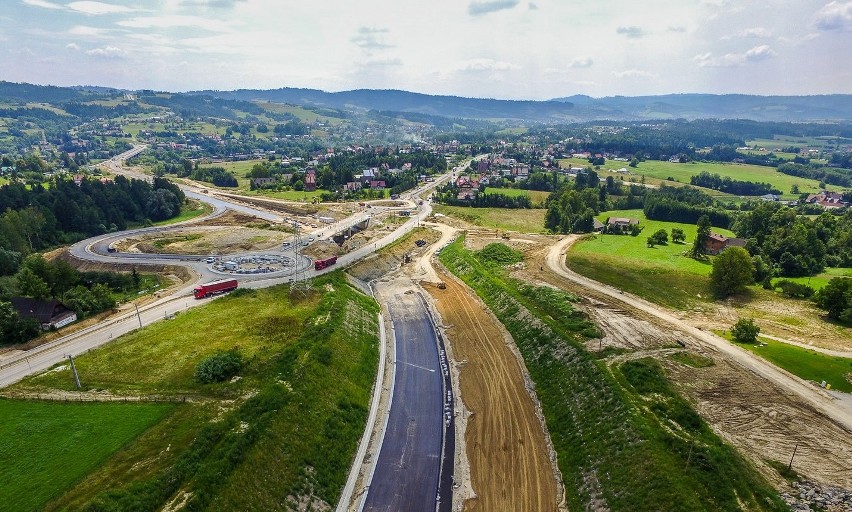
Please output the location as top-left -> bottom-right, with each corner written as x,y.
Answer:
0,399 -> 173,512
724,335 -> 852,392
440,238 -> 786,511
558,157 -> 838,198
483,186 -> 550,204
566,209 -> 735,308
10,274 -> 379,511
433,205 -> 546,233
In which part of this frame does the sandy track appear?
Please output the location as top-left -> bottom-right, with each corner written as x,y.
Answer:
424,273 -> 560,512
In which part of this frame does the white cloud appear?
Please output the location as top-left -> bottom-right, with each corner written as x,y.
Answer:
468,0 -> 519,16
85,45 -> 126,58
454,58 -> 518,72
612,69 -> 658,79
616,26 -> 647,38
568,57 -> 593,68
179,0 -> 247,7
117,15 -> 230,31
812,1 -> 852,31
21,0 -> 63,9
694,44 -> 777,67
67,1 -> 134,15
351,27 -> 394,52
67,25 -> 112,38
65,42 -> 80,50
740,27 -> 772,38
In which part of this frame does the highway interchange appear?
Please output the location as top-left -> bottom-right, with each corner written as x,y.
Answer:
0,146 -> 467,511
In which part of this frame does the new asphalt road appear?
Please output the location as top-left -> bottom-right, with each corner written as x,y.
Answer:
362,292 -> 452,512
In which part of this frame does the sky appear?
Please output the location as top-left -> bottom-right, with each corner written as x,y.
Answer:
1,0 -> 850,100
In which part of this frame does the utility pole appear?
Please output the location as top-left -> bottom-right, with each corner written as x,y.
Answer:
134,303 -> 142,328
67,355 -> 81,390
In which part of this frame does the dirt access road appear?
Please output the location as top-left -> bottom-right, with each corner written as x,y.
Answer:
538,235 -> 852,490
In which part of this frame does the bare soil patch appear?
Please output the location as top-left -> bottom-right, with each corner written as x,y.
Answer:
423,272 -> 560,512
115,227 -> 286,255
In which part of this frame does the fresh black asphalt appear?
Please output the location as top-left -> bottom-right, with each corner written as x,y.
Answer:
363,292 -> 453,512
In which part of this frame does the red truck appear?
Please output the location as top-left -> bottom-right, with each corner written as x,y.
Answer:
314,256 -> 338,271
193,279 -> 238,299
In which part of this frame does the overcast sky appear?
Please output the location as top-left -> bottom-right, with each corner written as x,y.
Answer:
1,0 -> 850,99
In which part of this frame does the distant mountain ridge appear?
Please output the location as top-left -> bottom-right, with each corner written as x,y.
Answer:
191,88 -> 852,122
1,80 -> 851,123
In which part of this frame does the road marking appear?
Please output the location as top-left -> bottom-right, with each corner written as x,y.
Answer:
396,361 -> 435,372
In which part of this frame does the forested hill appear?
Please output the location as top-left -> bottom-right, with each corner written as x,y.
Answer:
551,94 -> 852,122
189,88 -> 578,121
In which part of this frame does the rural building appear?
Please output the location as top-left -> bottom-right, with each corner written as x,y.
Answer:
370,180 -> 386,189
304,169 -> 317,191
10,298 -> 77,330
704,233 -> 748,255
606,217 -> 639,229
805,191 -> 846,209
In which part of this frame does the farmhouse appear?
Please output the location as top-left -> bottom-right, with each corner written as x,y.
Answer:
805,191 -> 846,209
10,298 -> 77,330
704,232 -> 747,255
605,217 -> 639,234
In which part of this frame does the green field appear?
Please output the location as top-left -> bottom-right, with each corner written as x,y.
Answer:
726,335 -> 852,392
0,399 -> 173,512
775,267 -> 852,292
483,186 -> 550,204
12,275 -> 379,510
433,205 -> 547,233
567,209 -> 735,308
151,198 -> 212,226
559,157 -> 838,198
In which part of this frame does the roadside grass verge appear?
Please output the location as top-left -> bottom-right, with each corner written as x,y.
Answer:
0,399 -> 173,512
440,237 -> 786,512
432,205 -> 546,233
721,333 -> 852,392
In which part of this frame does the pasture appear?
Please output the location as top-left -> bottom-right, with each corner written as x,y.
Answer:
0,399 -> 172,512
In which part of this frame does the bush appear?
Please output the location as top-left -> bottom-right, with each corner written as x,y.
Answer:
194,349 -> 243,384
476,243 -> 523,265
774,279 -> 814,299
731,318 -> 760,344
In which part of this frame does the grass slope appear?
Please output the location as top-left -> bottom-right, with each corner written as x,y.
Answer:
13,274 -> 379,511
440,238 -> 786,512
0,400 -> 172,512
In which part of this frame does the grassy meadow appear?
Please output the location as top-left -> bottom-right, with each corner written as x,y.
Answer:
558,157 -> 838,198
433,205 -> 547,233
566,209 -> 735,308
483,186 -> 550,204
0,400 -> 173,512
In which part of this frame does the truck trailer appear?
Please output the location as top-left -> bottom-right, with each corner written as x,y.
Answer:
193,279 -> 238,299
314,256 -> 338,271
